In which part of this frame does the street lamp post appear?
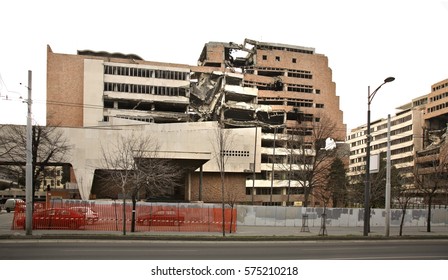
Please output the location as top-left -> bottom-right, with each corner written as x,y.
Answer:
25,70 -> 33,236
364,76 -> 395,236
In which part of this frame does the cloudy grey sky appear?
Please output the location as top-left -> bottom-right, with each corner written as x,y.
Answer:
1,0 -> 447,131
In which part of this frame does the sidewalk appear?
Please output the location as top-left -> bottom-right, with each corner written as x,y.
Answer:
2,210 -> 447,240
2,225 -> 448,240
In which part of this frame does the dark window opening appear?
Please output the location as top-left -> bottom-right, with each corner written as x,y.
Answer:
258,70 -> 284,77
204,62 -> 221,67
258,99 -> 284,105
104,100 -> 114,108
287,111 -> 303,121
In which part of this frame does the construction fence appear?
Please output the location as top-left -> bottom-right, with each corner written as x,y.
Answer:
236,205 -> 448,227
11,200 -> 237,233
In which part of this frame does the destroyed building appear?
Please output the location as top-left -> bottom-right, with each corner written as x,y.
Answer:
46,39 -> 346,205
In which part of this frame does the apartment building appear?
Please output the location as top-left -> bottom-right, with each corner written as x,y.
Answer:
347,78 -> 448,206
347,100 -> 425,187
46,39 -> 346,205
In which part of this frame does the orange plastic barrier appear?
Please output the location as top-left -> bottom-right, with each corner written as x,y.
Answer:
11,201 -> 237,233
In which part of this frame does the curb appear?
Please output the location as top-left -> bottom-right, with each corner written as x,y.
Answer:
2,233 -> 448,241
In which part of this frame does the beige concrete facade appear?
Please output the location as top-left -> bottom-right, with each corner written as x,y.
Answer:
348,77 -> 448,206
57,121 -> 257,201
347,102 -> 425,193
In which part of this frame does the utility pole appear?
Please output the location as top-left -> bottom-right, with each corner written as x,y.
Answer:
25,70 -> 33,235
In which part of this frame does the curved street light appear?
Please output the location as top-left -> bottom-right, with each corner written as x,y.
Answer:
364,76 -> 395,236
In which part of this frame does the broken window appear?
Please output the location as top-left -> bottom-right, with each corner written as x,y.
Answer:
292,58 -> 297,63
258,99 -> 283,106
262,55 -> 267,60
275,56 -> 280,62
258,69 -> 284,77
287,71 -> 312,79
286,99 -> 313,107
287,85 -> 313,93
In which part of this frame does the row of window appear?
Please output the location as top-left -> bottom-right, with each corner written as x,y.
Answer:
220,150 -> 250,157
257,44 -> 314,55
245,187 -> 305,196
432,81 -> 448,92
374,125 -> 413,141
350,134 -> 413,158
376,115 -> 412,130
347,114 -> 413,141
287,86 -> 313,93
428,101 -> 448,113
372,135 -> 413,150
242,80 -> 319,94
392,156 -> 414,165
104,82 -> 187,97
286,100 -> 313,107
104,65 -> 189,81
391,145 -> 414,156
288,72 -> 312,79
429,91 -> 448,102
350,143 -> 414,165
256,188 -> 283,195
247,67 -> 313,79
258,99 -> 323,110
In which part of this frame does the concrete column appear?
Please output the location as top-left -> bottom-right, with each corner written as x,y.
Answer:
185,172 -> 191,201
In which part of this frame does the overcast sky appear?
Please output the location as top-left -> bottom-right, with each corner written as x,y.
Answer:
1,0 -> 447,132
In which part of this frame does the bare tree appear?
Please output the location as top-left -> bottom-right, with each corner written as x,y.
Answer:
99,132 -> 182,235
210,124 -> 234,237
414,141 -> 448,232
294,114 -> 340,207
0,124 -> 71,202
225,182 -> 240,234
394,180 -> 413,236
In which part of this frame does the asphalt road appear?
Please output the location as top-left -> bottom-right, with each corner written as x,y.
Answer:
1,239 -> 447,260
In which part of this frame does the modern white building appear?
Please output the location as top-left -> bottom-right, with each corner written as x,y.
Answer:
346,96 -> 426,190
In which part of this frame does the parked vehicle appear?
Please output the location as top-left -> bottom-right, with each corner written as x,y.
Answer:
69,206 -> 99,224
136,210 -> 185,226
15,208 -> 86,229
4,198 -> 25,213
